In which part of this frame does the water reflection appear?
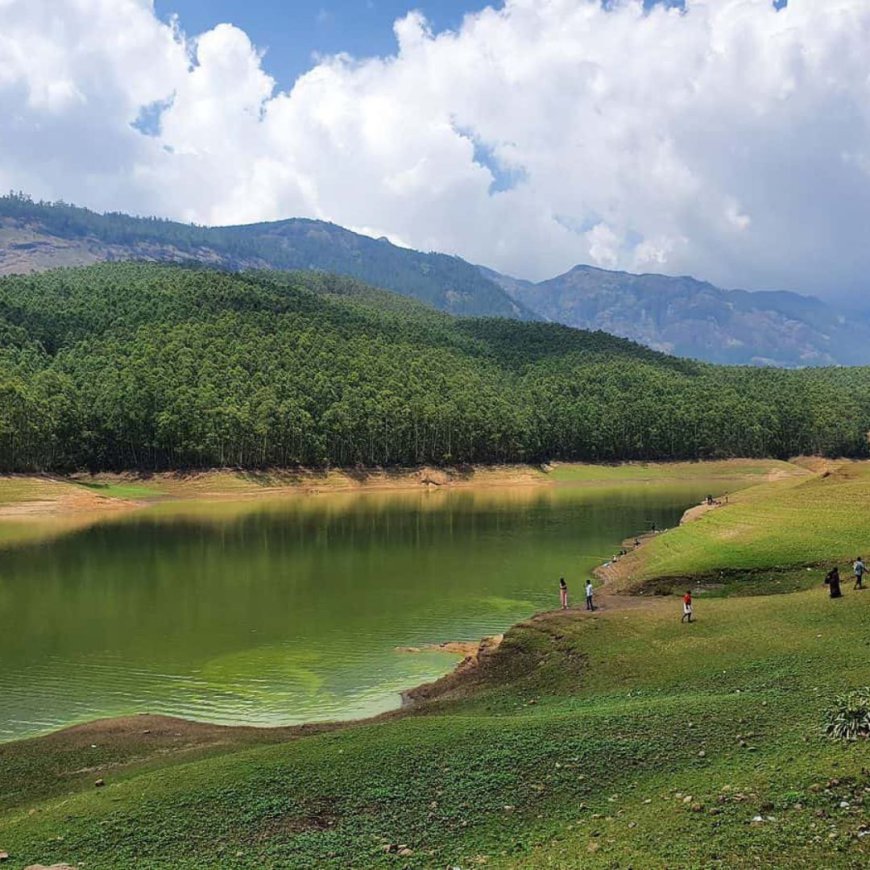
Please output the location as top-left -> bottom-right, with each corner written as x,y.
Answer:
0,482 -> 714,740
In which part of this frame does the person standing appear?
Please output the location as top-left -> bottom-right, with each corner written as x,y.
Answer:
853,556 -> 865,590
824,566 -> 842,599
585,580 -> 595,611
559,577 -> 569,610
681,590 -> 693,623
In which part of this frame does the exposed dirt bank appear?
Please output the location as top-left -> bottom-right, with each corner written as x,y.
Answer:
0,458 -> 801,526
0,466 -> 552,521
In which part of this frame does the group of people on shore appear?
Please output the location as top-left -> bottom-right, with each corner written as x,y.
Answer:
559,577 -> 595,611
559,577 -> 695,621
824,557 -> 866,598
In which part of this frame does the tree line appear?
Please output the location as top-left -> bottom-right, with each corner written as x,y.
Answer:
0,263 -> 868,472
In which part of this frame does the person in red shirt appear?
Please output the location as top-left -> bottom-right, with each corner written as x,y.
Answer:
681,590 -> 694,623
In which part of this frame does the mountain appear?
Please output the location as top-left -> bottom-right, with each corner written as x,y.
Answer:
485,264 -> 870,367
0,193 -> 534,320
3,193 -> 867,367
1,262 -> 869,472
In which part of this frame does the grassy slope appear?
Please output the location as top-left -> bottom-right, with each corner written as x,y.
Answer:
1,461 -> 868,869
549,458 -> 802,484
613,460 -> 870,588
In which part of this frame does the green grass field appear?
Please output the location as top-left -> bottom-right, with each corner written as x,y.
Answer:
548,458 -> 801,485
1,460 -> 868,868
614,460 -> 870,589
71,481 -> 165,499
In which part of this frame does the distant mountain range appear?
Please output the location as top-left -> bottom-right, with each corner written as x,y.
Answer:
483,265 -> 870,367
1,193 -> 865,367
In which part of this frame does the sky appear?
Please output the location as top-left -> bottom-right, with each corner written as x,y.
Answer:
153,1 -> 502,87
2,0 -> 869,304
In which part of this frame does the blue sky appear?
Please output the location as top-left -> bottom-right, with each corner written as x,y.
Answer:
154,0 -> 500,86
154,1 -> 692,88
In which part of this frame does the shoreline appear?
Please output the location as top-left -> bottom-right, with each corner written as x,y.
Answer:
0,457 -> 799,524
0,459 -> 796,749
0,465 -> 550,518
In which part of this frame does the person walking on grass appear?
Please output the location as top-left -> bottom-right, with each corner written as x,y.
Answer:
681,590 -> 694,623
824,566 -> 842,599
585,580 -> 595,611
559,577 -> 569,610
853,556 -> 866,590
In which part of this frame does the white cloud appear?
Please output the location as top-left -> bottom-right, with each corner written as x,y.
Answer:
1,0 -> 870,301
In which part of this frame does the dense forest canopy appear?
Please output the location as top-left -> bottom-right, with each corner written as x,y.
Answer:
0,263 -> 869,472
0,192 -> 532,319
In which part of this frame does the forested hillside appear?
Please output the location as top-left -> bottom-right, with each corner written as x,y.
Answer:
6,194 -> 869,368
0,193 -> 531,319
1,263 -> 869,472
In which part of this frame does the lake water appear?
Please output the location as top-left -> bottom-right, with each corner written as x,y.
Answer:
0,482 -> 715,741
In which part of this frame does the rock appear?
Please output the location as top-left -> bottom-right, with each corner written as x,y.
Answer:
697,750 -> 706,758
0,853 -> 7,863
24,866 -> 78,870
398,848 -> 414,857
94,778 -> 105,788
417,468 -> 449,487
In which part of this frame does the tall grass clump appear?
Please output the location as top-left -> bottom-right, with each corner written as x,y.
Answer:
824,687 -> 870,741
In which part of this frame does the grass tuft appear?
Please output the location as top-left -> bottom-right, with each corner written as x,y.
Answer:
824,687 -> 870,742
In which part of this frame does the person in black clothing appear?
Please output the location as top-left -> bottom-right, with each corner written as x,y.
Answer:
824,566 -> 842,599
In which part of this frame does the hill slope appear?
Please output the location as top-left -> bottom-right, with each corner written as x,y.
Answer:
4,194 -> 867,367
0,194 -> 533,320
488,264 -> 870,367
3,465 -> 870,868
1,263 -> 870,471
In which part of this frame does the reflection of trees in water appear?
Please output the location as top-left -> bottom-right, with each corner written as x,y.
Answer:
0,483 -> 714,739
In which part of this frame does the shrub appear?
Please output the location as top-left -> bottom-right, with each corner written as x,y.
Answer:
823,687 -> 870,741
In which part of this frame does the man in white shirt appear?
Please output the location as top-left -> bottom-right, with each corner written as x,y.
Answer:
854,557 -> 866,591
585,580 -> 595,611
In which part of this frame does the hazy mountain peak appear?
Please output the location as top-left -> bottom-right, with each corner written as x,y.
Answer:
489,262 -> 867,367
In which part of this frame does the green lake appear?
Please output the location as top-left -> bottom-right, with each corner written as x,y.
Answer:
0,481 -> 721,741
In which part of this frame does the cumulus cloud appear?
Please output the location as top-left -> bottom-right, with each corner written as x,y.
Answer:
1,0 -> 870,301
